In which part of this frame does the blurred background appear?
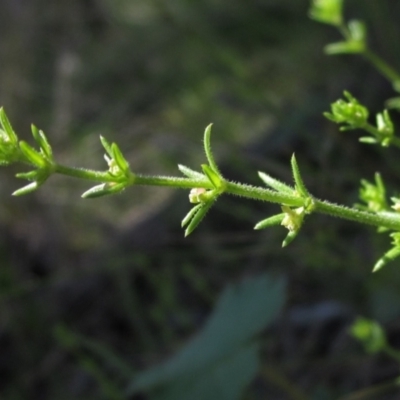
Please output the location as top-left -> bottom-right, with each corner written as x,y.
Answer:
1,0 -> 400,399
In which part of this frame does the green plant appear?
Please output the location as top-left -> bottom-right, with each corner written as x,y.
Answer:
1,50 -> 400,271
2,0 -> 400,399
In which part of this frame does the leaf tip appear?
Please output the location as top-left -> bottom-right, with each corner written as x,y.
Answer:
372,260 -> 384,273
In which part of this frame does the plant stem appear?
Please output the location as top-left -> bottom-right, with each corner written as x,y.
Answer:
52,163 -> 400,231
134,174 -> 213,189
314,199 -> 400,230
54,164 -> 115,182
363,50 -> 400,87
225,181 -> 303,206
338,22 -> 400,88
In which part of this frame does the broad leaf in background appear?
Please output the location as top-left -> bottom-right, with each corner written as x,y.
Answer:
127,273 -> 286,399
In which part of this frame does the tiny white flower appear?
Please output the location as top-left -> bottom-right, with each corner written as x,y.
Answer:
189,188 -> 207,203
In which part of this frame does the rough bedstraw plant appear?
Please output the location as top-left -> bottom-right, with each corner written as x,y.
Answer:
1,3 -> 400,276
1,0 -> 400,275
3,109 -> 400,271
2,0 -> 400,399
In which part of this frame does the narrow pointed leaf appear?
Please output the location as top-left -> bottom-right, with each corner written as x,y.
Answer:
203,124 -> 221,175
19,141 -> 45,167
12,181 -> 40,196
181,204 -> 202,227
258,172 -> 294,194
254,213 -> 285,230
107,182 -> 126,194
82,182 -> 126,199
185,201 -> 213,237
375,173 -> 385,196
111,143 -> 130,172
359,137 -> 377,144
291,154 -> 309,197
81,184 -> 107,198
31,125 -> 52,158
386,96 -> 400,110
373,247 -> 400,272
0,108 -> 18,144
16,170 -> 39,180
201,164 -> 222,189
178,164 -> 205,180
282,230 -> 299,247
100,136 -> 113,157
324,40 -> 365,55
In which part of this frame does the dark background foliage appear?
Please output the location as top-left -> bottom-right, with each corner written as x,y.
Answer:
1,0 -> 400,399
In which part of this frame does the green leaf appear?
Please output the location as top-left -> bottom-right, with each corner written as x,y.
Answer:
258,172 -> 294,194
201,164 -> 222,189
309,0 -> 343,26
373,246 -> 400,272
0,107 -> 18,145
12,181 -> 40,196
81,182 -> 126,199
359,137 -> 377,144
282,230 -> 300,247
31,125 -> 52,158
178,164 -> 205,180
184,201 -> 214,237
181,204 -> 203,227
127,273 -> 286,399
358,173 -> 388,213
254,213 -> 285,230
111,143 -> 130,173
325,40 -> 365,55
291,154 -> 309,197
386,96 -> 400,110
15,170 -> 39,180
203,124 -> 221,175
100,135 -> 113,157
19,141 -> 46,167
376,110 -> 394,137
348,19 -> 367,42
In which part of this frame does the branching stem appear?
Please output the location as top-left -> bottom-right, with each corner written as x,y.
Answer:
50,163 -> 400,232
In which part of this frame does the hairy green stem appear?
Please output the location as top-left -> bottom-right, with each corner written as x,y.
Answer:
51,163 -> 400,232
314,199 -> 400,230
54,164 -> 116,182
225,181 -> 303,206
134,174 -> 213,189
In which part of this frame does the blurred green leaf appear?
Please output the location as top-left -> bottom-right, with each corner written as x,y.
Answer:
309,0 -> 343,26
325,40 -> 365,55
127,273 -> 286,399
